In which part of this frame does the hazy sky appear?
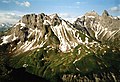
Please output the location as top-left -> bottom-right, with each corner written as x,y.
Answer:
0,0 -> 119,24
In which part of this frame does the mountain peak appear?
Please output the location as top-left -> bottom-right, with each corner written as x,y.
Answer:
102,10 -> 109,16
85,10 -> 99,17
49,13 -> 59,19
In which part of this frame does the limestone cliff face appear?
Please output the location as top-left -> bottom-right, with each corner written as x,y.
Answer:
74,10 -> 120,43
1,12 -> 99,54
0,12 -> 120,82
0,13 -> 61,54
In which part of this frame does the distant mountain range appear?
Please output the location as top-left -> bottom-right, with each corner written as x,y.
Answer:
0,10 -> 120,82
0,23 -> 13,32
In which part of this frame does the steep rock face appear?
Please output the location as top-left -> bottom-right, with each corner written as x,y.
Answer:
0,12 -> 120,82
0,14 -> 58,54
74,10 -> 120,45
0,13 -> 95,54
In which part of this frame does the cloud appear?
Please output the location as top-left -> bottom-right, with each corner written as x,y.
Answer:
2,0 -> 11,3
2,0 -> 31,7
15,1 -> 31,7
56,1 -> 87,9
59,13 -> 72,18
76,1 -> 87,5
58,13 -> 76,23
74,1 -> 87,9
76,1 -> 81,5
0,12 -> 21,24
109,4 -> 120,13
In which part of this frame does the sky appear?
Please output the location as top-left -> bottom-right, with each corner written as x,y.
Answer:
0,0 -> 120,24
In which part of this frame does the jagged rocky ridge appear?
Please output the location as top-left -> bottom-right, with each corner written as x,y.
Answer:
74,10 -> 120,43
0,11 -> 120,82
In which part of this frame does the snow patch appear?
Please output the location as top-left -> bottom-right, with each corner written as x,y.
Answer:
73,59 -> 78,64
49,14 -> 57,19
43,20 -> 51,25
85,37 -> 89,44
24,40 -> 36,52
12,33 -> 18,41
87,16 -> 95,18
0,35 -> 12,45
76,68 -> 80,71
1,24 -> 5,27
12,47 -> 16,51
39,41 -> 46,47
23,64 -> 28,68
14,22 -> 26,29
